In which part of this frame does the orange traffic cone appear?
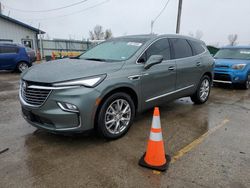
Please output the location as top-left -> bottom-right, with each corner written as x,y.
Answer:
36,50 -> 41,61
139,107 -> 171,171
51,52 -> 56,60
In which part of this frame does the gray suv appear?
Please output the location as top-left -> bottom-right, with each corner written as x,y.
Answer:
19,34 -> 214,139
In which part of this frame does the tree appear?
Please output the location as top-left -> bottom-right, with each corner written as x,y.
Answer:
195,30 -> 203,40
228,34 -> 238,46
104,29 -> 113,40
188,30 -> 203,40
89,25 -> 113,40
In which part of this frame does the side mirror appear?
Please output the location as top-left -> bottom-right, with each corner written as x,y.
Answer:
144,55 -> 163,70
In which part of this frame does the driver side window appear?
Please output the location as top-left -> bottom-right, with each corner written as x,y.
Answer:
138,38 -> 170,63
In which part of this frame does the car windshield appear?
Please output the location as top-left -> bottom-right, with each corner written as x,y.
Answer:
214,48 -> 250,60
79,38 -> 146,62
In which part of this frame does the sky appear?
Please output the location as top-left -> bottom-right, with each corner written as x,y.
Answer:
1,0 -> 250,46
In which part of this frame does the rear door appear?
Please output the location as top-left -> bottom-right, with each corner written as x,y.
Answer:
0,46 -> 19,69
169,38 -> 201,90
139,38 -> 176,106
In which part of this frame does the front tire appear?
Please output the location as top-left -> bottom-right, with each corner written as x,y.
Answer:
191,75 -> 211,104
97,92 -> 135,139
241,74 -> 250,90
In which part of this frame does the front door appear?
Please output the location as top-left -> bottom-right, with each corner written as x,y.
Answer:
0,46 -> 18,69
138,38 -> 176,108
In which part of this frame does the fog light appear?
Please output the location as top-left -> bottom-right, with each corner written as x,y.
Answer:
234,77 -> 239,81
57,102 -> 79,113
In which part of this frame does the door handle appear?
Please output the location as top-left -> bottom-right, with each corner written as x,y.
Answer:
196,62 -> 201,66
168,66 -> 175,71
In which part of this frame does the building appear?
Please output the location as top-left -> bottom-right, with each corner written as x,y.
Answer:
0,14 -> 45,51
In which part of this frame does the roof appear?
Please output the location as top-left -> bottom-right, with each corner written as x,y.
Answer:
0,14 -> 45,34
115,34 -> 205,44
221,45 -> 250,49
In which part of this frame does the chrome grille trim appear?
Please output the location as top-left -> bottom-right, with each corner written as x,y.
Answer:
20,81 -> 52,107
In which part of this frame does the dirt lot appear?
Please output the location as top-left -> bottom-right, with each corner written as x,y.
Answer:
0,71 -> 250,188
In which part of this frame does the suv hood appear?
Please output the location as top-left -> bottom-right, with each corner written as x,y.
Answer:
22,58 -> 124,83
215,58 -> 250,67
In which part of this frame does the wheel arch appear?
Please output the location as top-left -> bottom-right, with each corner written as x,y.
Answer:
203,72 -> 213,82
93,86 -> 139,129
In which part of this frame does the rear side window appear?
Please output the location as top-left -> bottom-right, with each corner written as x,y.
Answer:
0,46 -> 18,54
138,38 -> 171,63
169,38 -> 192,59
189,40 -> 205,55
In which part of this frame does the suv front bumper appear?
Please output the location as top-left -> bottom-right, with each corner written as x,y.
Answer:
213,68 -> 248,84
20,86 -> 101,133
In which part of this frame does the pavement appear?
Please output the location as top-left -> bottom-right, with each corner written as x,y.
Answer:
0,71 -> 249,188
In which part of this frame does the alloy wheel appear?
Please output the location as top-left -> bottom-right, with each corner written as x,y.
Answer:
104,99 -> 131,135
199,79 -> 210,101
18,62 -> 28,72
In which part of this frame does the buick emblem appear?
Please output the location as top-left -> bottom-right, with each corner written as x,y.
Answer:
22,81 -> 27,91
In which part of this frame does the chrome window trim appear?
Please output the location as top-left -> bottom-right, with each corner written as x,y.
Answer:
136,37 -> 207,64
146,84 -> 194,102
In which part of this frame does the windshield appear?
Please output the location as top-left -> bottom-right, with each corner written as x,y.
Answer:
214,48 -> 250,60
79,38 -> 146,62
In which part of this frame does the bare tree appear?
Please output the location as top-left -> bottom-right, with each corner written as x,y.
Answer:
228,34 -> 238,46
188,30 -> 203,39
89,25 -> 104,40
188,31 -> 194,37
195,30 -> 203,40
104,29 -> 113,40
89,25 -> 113,40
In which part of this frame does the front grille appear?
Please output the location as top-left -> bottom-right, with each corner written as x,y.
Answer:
21,81 -> 51,106
214,73 -> 231,81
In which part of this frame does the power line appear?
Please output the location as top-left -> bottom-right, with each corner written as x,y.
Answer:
151,0 -> 171,34
21,0 -> 110,22
4,0 -> 89,13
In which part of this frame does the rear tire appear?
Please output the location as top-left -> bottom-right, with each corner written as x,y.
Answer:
191,75 -> 211,104
97,92 -> 135,139
16,62 -> 29,73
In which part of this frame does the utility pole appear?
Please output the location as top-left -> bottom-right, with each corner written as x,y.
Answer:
150,20 -> 154,34
38,23 -> 43,59
176,0 -> 183,34
0,2 -> 2,14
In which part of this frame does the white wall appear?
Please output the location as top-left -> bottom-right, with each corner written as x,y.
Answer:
0,18 -> 38,51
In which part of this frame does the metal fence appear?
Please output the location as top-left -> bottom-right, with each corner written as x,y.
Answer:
38,39 -> 95,58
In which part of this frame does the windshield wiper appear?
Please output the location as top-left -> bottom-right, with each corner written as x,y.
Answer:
84,58 -> 107,62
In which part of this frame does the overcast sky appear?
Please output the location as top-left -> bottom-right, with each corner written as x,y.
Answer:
1,0 -> 250,46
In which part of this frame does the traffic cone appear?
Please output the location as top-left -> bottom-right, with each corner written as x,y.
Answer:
139,107 -> 171,171
51,52 -> 56,60
36,50 -> 41,61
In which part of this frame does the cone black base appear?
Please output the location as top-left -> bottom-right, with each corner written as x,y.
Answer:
138,153 -> 171,172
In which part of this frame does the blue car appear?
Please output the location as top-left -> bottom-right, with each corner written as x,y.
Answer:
213,46 -> 250,89
0,43 -> 33,72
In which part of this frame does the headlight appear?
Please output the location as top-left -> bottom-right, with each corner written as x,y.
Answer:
232,64 -> 246,70
53,74 -> 106,88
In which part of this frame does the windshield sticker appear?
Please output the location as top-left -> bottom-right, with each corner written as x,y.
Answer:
240,51 -> 250,54
127,42 -> 142,47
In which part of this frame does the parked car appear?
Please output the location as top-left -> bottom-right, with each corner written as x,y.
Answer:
214,46 -> 250,89
0,43 -> 32,72
25,47 -> 36,63
19,34 -> 214,139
